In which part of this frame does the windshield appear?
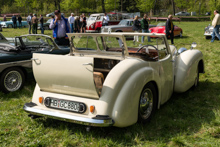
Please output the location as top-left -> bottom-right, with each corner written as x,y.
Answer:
47,19 -> 52,23
71,34 -> 168,61
88,16 -> 97,21
118,20 -> 130,25
20,35 -> 56,50
157,23 -> 165,27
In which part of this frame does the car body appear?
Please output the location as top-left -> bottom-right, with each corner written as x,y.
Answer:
205,12 -> 211,16
175,11 -> 190,16
149,22 -> 183,37
86,13 -> 130,33
23,32 -> 204,127
204,24 -> 219,39
101,19 -> 156,33
37,19 -> 52,30
0,33 -> 69,93
0,20 -> 28,28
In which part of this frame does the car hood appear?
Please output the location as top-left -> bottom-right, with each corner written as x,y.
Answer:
32,53 -> 100,99
150,26 -> 165,32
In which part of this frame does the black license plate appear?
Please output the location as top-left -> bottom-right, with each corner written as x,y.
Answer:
44,97 -> 86,113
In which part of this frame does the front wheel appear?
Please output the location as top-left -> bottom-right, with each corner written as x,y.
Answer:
0,68 -> 25,93
179,32 -> 182,37
138,82 -> 157,123
193,66 -> 199,88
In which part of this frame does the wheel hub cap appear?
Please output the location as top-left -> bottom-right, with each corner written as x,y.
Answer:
4,71 -> 22,92
139,89 -> 153,119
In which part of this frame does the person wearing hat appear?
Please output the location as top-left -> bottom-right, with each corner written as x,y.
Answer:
32,13 -> 38,34
68,13 -> 75,33
49,10 -> 71,46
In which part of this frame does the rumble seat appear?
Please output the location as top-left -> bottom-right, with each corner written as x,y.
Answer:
93,72 -> 104,94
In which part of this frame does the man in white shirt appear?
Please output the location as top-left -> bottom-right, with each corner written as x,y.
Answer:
68,13 -> 75,33
211,10 -> 220,42
103,13 -> 109,26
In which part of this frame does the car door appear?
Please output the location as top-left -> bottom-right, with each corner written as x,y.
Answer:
156,37 -> 174,103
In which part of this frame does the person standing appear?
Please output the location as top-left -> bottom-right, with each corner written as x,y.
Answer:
68,13 -> 75,33
133,15 -> 141,42
27,14 -> 32,34
49,10 -> 71,46
141,14 -> 151,43
74,16 -> 80,33
102,13 -> 109,26
12,14 -> 17,29
82,13 -> 87,33
32,14 -> 38,34
80,15 -> 83,33
211,10 -> 220,42
165,15 -> 174,44
18,15 -> 22,29
39,14 -> 44,34
3,15 -> 7,21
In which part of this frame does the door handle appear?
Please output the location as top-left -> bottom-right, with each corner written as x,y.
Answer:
83,63 -> 93,66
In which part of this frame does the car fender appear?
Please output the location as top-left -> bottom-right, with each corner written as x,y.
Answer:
100,58 -> 160,127
174,49 -> 203,92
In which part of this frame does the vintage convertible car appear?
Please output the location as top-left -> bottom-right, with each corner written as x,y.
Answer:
204,24 -> 220,39
24,33 -> 204,127
0,20 -> 28,28
101,19 -> 156,33
0,33 -> 69,93
149,22 -> 183,37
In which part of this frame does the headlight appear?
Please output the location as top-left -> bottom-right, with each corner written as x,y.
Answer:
149,30 -> 151,33
91,24 -> 94,29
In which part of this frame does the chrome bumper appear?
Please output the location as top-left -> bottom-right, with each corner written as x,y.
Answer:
23,102 -> 114,127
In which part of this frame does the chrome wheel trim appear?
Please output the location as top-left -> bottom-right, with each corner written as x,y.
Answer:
4,71 -> 22,92
180,32 -> 182,37
139,88 -> 153,119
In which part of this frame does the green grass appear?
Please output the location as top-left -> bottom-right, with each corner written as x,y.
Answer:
0,22 -> 220,146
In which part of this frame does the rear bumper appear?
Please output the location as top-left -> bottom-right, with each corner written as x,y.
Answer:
23,102 -> 114,127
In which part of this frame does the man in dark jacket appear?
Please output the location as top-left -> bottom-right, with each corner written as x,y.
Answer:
18,15 -> 22,28
39,14 -> 44,34
12,14 -> 17,29
141,14 -> 151,43
165,15 -> 174,44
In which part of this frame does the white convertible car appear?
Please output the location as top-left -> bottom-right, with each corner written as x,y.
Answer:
24,33 -> 204,127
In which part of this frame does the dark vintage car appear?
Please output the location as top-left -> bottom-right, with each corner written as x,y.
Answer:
101,19 -> 156,33
37,19 -> 52,30
0,33 -> 69,93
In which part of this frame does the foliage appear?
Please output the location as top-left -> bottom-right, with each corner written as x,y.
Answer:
0,0 -> 219,16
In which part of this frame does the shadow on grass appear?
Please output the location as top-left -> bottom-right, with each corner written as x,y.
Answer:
32,80 -> 219,145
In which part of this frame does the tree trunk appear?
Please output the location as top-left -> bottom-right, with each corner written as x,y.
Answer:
101,0 -> 105,13
171,0 -> 175,16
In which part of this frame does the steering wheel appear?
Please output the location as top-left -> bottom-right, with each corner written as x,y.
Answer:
136,45 -> 158,53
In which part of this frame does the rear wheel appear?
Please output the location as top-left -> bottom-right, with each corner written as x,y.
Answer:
0,68 -> 25,93
205,36 -> 211,39
8,24 -> 13,28
138,82 -> 157,123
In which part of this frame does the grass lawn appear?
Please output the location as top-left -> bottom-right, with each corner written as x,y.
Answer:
0,22 -> 220,147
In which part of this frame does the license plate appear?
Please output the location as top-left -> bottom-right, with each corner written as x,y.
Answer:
44,97 -> 86,113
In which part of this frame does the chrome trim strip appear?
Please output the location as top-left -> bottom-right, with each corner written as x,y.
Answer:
0,59 -> 31,66
23,104 -> 114,127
